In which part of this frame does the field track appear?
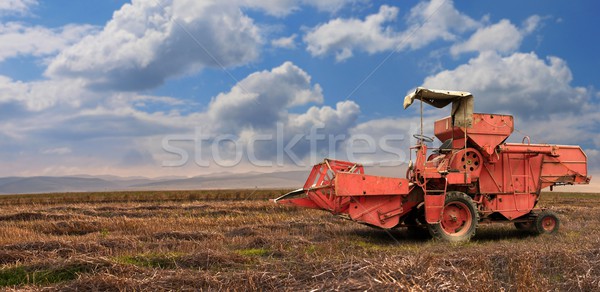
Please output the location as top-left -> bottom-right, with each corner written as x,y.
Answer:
0,190 -> 599,291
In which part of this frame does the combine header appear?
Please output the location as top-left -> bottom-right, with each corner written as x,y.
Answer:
275,87 -> 590,242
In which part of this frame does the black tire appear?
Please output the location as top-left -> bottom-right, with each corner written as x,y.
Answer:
533,210 -> 560,235
427,192 -> 479,242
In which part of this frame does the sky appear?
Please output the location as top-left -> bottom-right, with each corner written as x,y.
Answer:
0,0 -> 599,178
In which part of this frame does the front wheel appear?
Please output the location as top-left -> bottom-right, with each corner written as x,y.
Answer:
427,192 -> 479,242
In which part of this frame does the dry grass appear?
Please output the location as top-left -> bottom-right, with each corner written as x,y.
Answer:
0,190 -> 599,291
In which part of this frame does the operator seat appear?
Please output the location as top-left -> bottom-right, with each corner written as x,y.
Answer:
438,139 -> 453,154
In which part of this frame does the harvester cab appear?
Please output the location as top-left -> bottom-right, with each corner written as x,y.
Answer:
275,87 -> 590,242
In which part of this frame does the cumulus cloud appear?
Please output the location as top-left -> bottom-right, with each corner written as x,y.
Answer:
242,0 -> 362,17
513,112 -> 600,147
0,60 -> 363,175
450,16 -> 541,56
290,100 -> 359,132
148,61 -> 361,169
450,20 -> 522,55
0,75 -> 89,111
404,0 -> 478,49
303,0 -> 478,61
3,0 -> 596,177
288,101 -> 361,160
302,0 -> 363,13
180,61 -> 361,165
146,62 -> 360,168
422,51 -> 589,118
419,50 -> 600,153
0,22 -> 97,62
342,113 -> 444,165
271,34 -> 297,49
45,0 -> 262,91
346,117 -> 415,162
304,5 -> 400,61
0,0 -> 37,15
207,61 -> 324,133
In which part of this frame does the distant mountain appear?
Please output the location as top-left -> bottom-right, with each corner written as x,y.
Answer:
0,176 -> 120,194
130,170 -> 309,190
0,171 -> 309,195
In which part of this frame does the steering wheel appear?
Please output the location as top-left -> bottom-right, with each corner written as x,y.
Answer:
413,134 -> 434,143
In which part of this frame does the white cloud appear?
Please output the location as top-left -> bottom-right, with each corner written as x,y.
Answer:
207,61 -> 324,133
0,75 -> 89,111
303,1 -> 478,61
0,61 -> 363,175
290,100 -> 360,132
2,61 -> 332,145
0,22 -> 97,62
421,51 -> 589,118
304,5 -> 398,61
450,16 -> 541,56
46,0 -> 262,91
522,15 -> 541,34
241,0 -> 362,17
271,34 -> 297,49
302,0 -> 362,13
0,0 -> 37,15
304,5 -> 400,61
510,112 -> 600,147
187,62 -> 360,165
404,0 -> 478,50
2,0 -> 596,177
41,147 -> 72,155
450,20 -> 522,56
419,50 -> 599,153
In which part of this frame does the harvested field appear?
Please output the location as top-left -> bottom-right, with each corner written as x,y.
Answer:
0,190 -> 599,291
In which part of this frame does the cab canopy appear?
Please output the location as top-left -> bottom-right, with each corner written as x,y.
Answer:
403,87 -> 474,127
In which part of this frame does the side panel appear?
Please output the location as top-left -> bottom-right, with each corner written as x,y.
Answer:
348,195 -> 403,228
334,173 -> 410,196
424,194 -> 445,223
479,152 -> 543,195
539,146 -> 589,189
478,143 -> 589,220
478,151 -> 541,219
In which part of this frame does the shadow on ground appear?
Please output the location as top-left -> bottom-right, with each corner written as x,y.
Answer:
347,224 -> 535,244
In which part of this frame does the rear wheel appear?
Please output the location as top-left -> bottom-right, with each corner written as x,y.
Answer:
427,192 -> 479,242
533,210 -> 560,234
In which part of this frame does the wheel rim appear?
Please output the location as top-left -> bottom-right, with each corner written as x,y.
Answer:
440,201 -> 472,236
541,216 -> 557,232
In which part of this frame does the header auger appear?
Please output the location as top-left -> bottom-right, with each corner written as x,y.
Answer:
274,87 -> 590,242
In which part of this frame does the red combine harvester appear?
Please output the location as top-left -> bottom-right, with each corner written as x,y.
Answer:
274,87 -> 591,242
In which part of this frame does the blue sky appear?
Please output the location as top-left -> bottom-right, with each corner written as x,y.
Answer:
0,0 -> 598,177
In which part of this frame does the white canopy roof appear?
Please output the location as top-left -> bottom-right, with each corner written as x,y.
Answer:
403,87 -> 474,127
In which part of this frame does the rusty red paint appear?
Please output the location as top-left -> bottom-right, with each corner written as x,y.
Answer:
541,216 -> 557,232
440,201 -> 472,236
274,94 -> 590,242
335,173 -> 409,196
